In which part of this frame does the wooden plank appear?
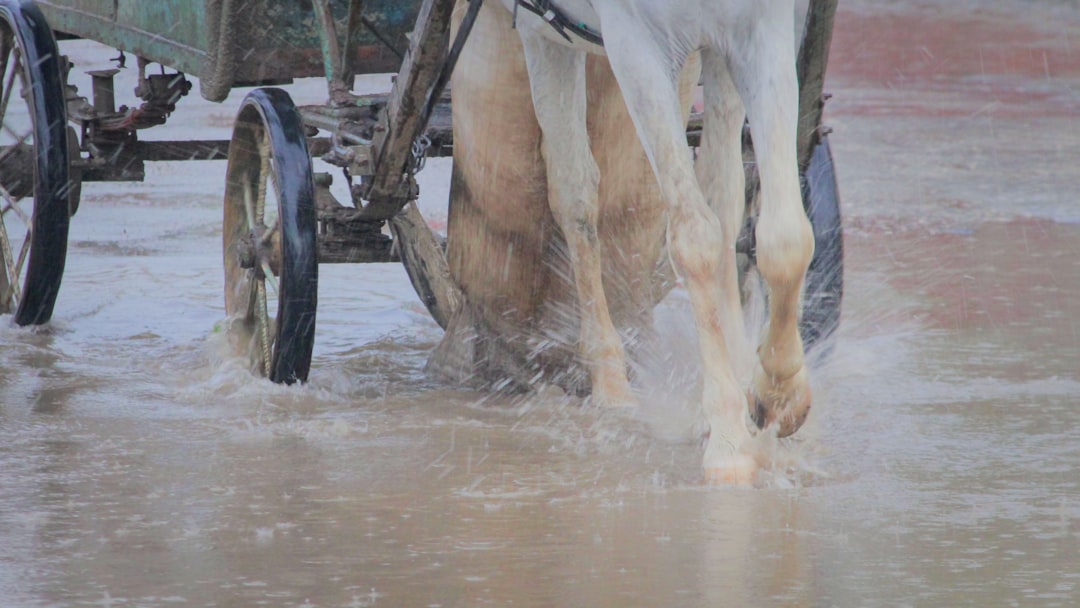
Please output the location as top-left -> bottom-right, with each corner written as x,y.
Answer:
390,202 -> 460,329
358,0 -> 454,220
796,0 -> 838,172
116,0 -> 207,50
36,1 -> 208,78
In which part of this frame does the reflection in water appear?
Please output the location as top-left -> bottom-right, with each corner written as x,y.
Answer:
3,1 -> 1080,605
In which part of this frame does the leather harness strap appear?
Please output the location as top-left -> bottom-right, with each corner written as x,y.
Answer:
513,0 -> 603,46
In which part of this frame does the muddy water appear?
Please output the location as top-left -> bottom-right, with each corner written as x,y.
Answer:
3,1 -> 1080,606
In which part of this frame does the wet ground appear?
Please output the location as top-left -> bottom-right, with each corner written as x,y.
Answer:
3,1 -> 1080,606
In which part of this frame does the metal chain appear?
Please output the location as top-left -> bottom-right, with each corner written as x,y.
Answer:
411,134 -> 431,174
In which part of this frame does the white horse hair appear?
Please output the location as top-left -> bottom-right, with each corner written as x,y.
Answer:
495,0 -> 815,483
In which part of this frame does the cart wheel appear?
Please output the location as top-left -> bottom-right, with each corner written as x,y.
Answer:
0,1 -> 70,325
223,88 -> 318,384
799,135 -> 843,350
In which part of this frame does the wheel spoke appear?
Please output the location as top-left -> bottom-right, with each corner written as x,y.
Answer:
1,181 -> 18,209
0,179 -> 30,308
242,173 -> 257,232
241,267 -> 259,322
0,38 -> 11,310
259,215 -> 279,245
0,122 -> 32,172
0,207 -> 16,305
0,122 -> 30,144
0,129 -> 32,168
0,48 -> 21,132
0,30 -> 11,83
14,226 -> 30,280
1,192 -> 30,224
260,261 -> 279,295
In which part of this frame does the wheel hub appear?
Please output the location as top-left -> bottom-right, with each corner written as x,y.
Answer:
235,225 -> 280,280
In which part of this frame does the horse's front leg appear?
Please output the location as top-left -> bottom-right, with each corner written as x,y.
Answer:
593,9 -> 756,483
519,33 -> 636,408
731,10 -> 815,437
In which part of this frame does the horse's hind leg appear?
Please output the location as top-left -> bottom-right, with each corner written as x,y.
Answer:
595,9 -> 755,482
729,9 -> 815,437
518,34 -> 636,408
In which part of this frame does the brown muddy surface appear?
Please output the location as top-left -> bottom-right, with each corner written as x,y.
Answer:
2,1 -> 1079,606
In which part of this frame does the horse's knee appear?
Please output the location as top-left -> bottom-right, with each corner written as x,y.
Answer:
670,206 -> 727,280
546,151 -> 601,237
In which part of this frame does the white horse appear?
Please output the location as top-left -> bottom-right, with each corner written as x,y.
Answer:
452,0 -> 814,483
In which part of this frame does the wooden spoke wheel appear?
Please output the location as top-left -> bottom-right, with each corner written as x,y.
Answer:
0,0 -> 70,325
223,88 -> 318,384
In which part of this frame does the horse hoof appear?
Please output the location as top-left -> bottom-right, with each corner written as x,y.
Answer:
590,388 -> 639,409
750,366 -> 811,438
589,376 -> 638,409
703,452 -> 758,486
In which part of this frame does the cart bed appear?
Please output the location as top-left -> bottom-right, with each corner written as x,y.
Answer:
37,0 -> 419,99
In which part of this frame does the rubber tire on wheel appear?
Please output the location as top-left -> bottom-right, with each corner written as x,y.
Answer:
223,88 -> 318,384
0,0 -> 70,326
799,135 -> 843,351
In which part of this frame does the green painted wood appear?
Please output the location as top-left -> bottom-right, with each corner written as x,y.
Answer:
116,0 -> 207,50
36,0 -> 421,100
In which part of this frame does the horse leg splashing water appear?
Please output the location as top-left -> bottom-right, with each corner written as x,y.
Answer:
440,2 -> 700,396
494,0 -> 815,484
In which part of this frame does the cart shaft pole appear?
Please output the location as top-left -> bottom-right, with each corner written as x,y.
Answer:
796,0 -> 838,173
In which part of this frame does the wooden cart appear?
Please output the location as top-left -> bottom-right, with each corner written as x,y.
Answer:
0,0 -> 843,384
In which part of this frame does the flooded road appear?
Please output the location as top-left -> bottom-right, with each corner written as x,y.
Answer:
3,1 -> 1080,606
